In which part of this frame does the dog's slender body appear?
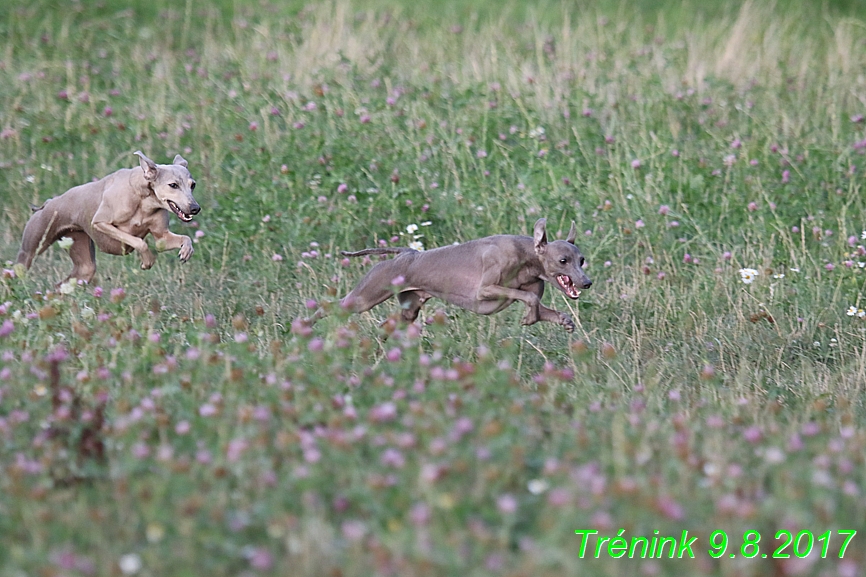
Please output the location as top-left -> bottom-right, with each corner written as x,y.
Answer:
16,151 -> 200,284
329,218 -> 592,331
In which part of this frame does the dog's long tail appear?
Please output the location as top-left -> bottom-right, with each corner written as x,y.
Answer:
341,247 -> 415,257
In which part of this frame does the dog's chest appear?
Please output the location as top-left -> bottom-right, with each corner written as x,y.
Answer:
126,220 -> 149,237
122,207 -> 167,237
120,218 -> 155,238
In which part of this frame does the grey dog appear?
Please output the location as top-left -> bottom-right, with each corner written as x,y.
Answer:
317,218 -> 592,331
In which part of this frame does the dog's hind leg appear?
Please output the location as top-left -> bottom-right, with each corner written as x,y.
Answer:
16,207 -> 61,269
306,278 -> 396,327
340,283 -> 394,314
66,231 -> 97,283
397,290 -> 430,323
340,260 -> 405,313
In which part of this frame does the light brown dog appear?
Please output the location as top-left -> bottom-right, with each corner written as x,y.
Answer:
15,151 -> 200,283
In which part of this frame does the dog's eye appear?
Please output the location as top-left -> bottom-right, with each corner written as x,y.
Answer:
168,182 -> 179,189
559,257 -> 568,265
579,257 -> 585,267
190,182 -> 196,190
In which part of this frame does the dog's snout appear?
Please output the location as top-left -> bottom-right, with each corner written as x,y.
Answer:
582,279 -> 592,289
189,202 -> 201,215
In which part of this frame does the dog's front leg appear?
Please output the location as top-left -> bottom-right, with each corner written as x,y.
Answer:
152,230 -> 194,262
537,303 -> 575,332
474,250 -> 545,325
91,222 -> 156,269
476,284 -> 543,325
524,281 -> 575,332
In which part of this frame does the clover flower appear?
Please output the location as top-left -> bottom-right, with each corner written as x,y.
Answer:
0,320 -> 14,338
496,493 -> 518,514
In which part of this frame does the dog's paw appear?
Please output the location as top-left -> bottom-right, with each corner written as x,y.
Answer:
560,313 -> 576,332
140,249 -> 156,270
178,240 -> 194,262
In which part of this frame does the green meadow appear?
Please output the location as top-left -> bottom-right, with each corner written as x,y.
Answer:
1,0 -> 865,575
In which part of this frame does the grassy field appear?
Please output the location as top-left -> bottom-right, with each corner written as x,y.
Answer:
1,0 -> 866,575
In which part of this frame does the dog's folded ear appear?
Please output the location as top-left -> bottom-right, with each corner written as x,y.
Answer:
172,154 -> 188,168
134,151 -> 158,182
566,221 -> 577,244
533,218 -> 548,254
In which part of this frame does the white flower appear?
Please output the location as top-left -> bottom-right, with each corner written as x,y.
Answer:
528,126 -> 545,139
812,469 -> 833,487
762,447 -> 786,464
408,241 -> 424,252
58,279 -> 76,295
57,236 -> 74,250
145,522 -> 165,543
118,553 -> 142,575
790,267 -> 800,272
773,273 -> 785,279
859,310 -> 866,319
739,268 -> 759,284
527,479 -> 549,495
848,306 -> 858,317
406,224 -> 418,234
420,221 -> 432,226
861,230 -> 866,240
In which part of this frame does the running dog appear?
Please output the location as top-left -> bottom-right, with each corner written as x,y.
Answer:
315,218 -> 591,331
15,151 -> 200,283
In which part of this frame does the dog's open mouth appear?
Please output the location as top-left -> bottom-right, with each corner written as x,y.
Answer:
557,275 -> 582,299
167,200 -> 194,222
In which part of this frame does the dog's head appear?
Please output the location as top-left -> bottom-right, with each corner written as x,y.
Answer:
533,218 -> 592,298
135,151 -> 201,222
